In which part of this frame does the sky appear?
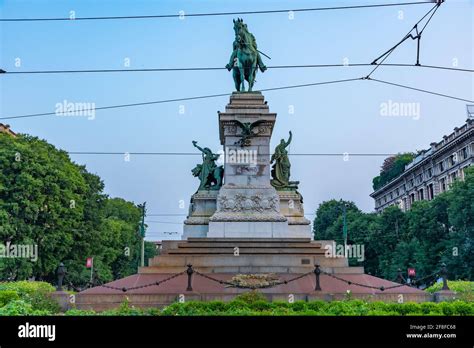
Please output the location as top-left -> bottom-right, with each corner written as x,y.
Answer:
0,0 -> 473,241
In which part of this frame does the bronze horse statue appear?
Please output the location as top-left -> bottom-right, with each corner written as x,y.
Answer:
226,18 -> 267,92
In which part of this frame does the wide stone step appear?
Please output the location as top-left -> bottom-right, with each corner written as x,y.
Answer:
166,247 -> 327,255
174,242 -> 323,249
144,254 -> 348,273
139,265 -> 363,274
149,254 -> 347,268
187,237 -> 312,243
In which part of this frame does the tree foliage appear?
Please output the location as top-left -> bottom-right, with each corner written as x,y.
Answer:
314,167 -> 474,281
372,153 -> 415,191
0,133 -> 156,286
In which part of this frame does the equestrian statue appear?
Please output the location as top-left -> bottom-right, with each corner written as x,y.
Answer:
226,18 -> 268,92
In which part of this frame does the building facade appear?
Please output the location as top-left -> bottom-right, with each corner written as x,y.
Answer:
371,116 -> 474,213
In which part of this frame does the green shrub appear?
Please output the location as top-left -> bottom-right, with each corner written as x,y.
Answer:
420,302 -> 442,315
367,310 -> 399,316
0,281 -> 60,313
102,298 -> 146,316
227,299 -> 249,310
206,301 -> 227,312
450,301 -> 473,316
426,281 -> 474,301
290,301 -> 307,312
251,300 -> 272,311
0,290 -> 20,306
158,299 -> 474,316
233,291 -> 267,304
65,309 -> 97,316
0,300 -> 51,316
306,300 -> 327,312
390,302 -> 422,315
439,302 -> 455,316
326,301 -> 357,315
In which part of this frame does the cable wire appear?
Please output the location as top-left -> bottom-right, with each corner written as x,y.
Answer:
0,2 -> 433,22
0,77 -> 363,120
367,77 -> 474,103
66,152 -> 397,156
367,2 -> 441,78
2,63 -> 472,75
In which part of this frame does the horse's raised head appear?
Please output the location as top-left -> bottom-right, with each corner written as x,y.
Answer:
233,18 -> 246,36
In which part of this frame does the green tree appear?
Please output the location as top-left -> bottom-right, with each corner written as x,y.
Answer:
443,167 -> 474,280
0,134 -> 87,280
312,167 -> 474,282
0,133 -> 154,286
372,153 -> 415,191
312,199 -> 359,240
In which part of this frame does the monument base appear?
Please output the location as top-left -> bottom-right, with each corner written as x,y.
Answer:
208,221 -> 289,238
77,238 -> 431,310
278,191 -> 312,238
182,190 -> 218,239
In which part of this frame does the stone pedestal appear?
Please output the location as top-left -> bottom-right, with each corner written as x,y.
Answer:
182,190 -> 218,239
433,289 -> 457,302
208,92 -> 289,238
50,291 -> 70,312
278,191 -> 312,238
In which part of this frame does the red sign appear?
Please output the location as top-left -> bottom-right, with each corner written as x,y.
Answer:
408,268 -> 416,277
86,258 -> 93,269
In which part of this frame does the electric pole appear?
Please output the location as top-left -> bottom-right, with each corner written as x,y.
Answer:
342,202 -> 348,257
138,202 -> 147,268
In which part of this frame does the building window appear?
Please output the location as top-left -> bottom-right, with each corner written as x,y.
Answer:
449,155 -> 456,167
427,168 -> 433,178
409,179 -> 414,187
418,189 -> 424,200
461,147 -> 468,160
450,171 -> 457,183
410,193 -> 415,204
440,178 -> 446,192
390,192 -> 393,200
439,161 -> 444,173
428,184 -> 434,200
396,188 -> 399,196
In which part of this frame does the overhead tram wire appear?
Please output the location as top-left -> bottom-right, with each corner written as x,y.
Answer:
1,74 -> 472,121
2,63 -> 472,75
367,78 -> 474,103
0,2 -> 433,22
366,1 -> 442,78
66,152 -> 398,157
0,77 -> 363,120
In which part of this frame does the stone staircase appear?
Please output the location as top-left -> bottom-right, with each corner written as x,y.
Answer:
141,238 -> 362,274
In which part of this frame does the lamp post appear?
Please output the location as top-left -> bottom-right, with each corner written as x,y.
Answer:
56,263 -> 66,291
342,201 -> 348,257
138,202 -> 147,269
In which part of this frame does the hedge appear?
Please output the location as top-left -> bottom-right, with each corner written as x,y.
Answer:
426,281 -> 474,301
0,282 -> 472,316
0,281 -> 60,313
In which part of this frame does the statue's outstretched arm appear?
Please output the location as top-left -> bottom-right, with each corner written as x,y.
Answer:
285,131 -> 293,147
192,141 -> 205,153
